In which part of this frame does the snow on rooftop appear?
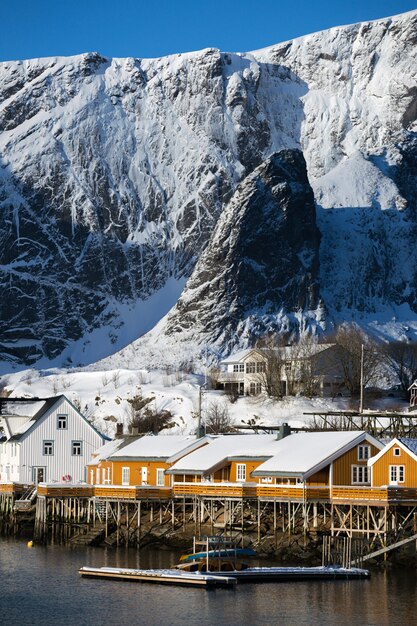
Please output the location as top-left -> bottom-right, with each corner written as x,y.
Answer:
2,400 -> 45,418
221,344 -> 336,365
110,434 -> 198,459
168,434 -> 280,474
220,349 -> 259,364
88,438 -> 126,465
253,431 -> 369,477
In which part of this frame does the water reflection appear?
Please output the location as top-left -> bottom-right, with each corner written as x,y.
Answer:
0,538 -> 416,626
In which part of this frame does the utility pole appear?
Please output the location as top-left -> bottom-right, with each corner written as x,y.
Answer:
197,385 -> 206,438
359,343 -> 364,420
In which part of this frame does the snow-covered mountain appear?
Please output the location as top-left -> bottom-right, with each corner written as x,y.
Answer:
1,10 -> 417,372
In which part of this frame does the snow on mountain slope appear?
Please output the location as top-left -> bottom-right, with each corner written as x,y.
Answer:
1,10 -> 417,372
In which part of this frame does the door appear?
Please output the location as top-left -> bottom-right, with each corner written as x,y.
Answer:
389,465 -> 404,485
33,467 -> 45,484
141,466 -> 148,485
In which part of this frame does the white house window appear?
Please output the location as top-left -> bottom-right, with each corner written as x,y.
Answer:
122,467 -> 130,485
393,447 -> 401,457
233,364 -> 244,373
156,468 -> 165,487
43,441 -> 54,456
352,465 -> 370,484
246,362 -> 256,373
249,382 -> 256,395
72,441 -> 82,456
390,465 -> 405,484
256,362 -> 266,373
57,415 -> 68,429
236,464 -> 246,482
256,383 -> 262,394
358,445 -> 370,461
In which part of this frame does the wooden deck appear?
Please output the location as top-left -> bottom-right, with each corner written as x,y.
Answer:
0,482 -> 31,495
4,481 -> 417,505
256,485 -> 330,501
332,485 -> 417,504
173,482 -> 257,498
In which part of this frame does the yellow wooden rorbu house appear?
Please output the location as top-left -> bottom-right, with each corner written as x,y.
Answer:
252,431 -> 383,501
166,434 -> 285,498
368,438 -> 417,497
87,434 -> 212,490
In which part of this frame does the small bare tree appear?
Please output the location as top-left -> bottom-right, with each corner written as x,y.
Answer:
205,401 -> 233,433
255,334 -> 285,398
383,340 -> 417,396
334,324 -> 381,395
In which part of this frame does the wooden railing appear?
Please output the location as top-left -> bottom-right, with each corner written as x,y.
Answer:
37,484 -> 94,497
173,482 -> 257,498
256,485 -> 330,500
94,486 -> 172,500
332,485 -> 417,503
12,481 -> 417,504
0,482 -> 29,495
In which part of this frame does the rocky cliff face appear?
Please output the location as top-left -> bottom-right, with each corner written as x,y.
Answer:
1,10 -> 417,371
164,150 -> 322,356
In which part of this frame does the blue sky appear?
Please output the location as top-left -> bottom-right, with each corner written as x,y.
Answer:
1,0 -> 416,62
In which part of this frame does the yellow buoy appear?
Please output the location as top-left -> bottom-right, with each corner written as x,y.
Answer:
27,540 -> 33,548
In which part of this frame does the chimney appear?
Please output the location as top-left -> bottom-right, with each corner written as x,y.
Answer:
277,423 -> 291,440
115,423 -> 124,438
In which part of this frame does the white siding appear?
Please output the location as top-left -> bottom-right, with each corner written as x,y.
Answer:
18,397 -> 105,483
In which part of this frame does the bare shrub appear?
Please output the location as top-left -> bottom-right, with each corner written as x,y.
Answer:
205,401 -> 233,434
101,373 -> 110,387
127,392 -> 174,433
60,376 -> 72,390
112,370 -> 120,389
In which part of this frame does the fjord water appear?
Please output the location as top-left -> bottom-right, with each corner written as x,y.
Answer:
1,538 -> 416,626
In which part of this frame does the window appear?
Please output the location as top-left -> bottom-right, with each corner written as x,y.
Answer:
246,362 -> 256,374
249,382 -> 256,395
122,467 -> 130,485
72,441 -> 82,456
358,445 -> 370,461
233,364 -> 244,373
43,441 -> 54,456
261,476 -> 273,483
256,362 -> 266,373
393,447 -> 401,457
57,415 -> 67,429
352,465 -> 370,484
156,468 -> 165,487
389,465 -> 405,484
256,383 -> 262,395
236,463 -> 246,482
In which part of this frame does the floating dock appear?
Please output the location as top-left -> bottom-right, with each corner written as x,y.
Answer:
188,565 -> 370,583
78,566 -> 237,588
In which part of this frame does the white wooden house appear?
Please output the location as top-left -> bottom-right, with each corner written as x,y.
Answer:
0,395 -> 108,484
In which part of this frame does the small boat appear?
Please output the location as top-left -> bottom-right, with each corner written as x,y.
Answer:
79,565 -> 237,588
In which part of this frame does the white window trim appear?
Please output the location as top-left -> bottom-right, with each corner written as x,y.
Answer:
358,445 -> 370,461
236,463 -> 246,482
122,466 -> 130,486
156,468 -> 165,487
352,465 -> 371,485
389,465 -> 405,484
393,447 -> 401,457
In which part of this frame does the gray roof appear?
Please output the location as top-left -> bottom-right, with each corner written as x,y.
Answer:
398,438 -> 417,455
7,395 -> 109,442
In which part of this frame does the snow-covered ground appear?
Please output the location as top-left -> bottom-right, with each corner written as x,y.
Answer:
1,367 -> 408,438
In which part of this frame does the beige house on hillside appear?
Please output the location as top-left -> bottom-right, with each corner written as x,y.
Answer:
218,344 -> 346,397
